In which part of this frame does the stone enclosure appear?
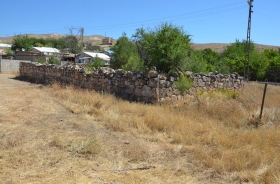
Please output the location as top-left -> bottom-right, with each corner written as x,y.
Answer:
19,62 -> 244,103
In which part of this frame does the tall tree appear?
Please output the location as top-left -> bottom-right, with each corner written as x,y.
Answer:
133,22 -> 192,73
11,34 -> 33,52
110,33 -> 139,69
221,39 -> 255,75
263,49 -> 280,82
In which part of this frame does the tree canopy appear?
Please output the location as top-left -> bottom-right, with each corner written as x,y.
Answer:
133,23 -> 192,73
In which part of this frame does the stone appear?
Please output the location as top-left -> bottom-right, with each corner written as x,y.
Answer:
147,70 -> 158,78
135,87 -> 142,97
142,85 -> 153,97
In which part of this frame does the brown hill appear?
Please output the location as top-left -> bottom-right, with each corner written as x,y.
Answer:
192,43 -> 280,53
0,34 -> 279,52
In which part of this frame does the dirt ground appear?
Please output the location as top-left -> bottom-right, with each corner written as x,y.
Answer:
0,73 -> 236,184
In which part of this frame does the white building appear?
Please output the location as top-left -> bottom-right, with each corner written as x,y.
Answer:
30,47 -> 60,56
0,43 -> 12,55
78,52 -> 111,65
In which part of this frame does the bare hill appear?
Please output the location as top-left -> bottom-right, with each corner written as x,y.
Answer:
0,34 -> 279,52
192,43 -> 280,53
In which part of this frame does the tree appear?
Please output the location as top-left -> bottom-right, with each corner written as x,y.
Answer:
110,33 -> 138,69
263,49 -> 280,82
221,39 -> 255,75
62,35 -> 82,55
11,34 -> 33,52
249,50 -> 269,81
202,48 -> 220,72
133,22 -> 192,73
187,50 -> 208,73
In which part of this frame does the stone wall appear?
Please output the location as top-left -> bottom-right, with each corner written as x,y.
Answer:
19,62 -> 244,103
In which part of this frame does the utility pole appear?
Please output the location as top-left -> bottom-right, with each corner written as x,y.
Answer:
244,0 -> 254,81
80,27 -> 84,51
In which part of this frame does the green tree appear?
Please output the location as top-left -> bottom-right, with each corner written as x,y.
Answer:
221,39 -> 255,75
202,48 -> 220,72
263,49 -> 280,82
123,55 -> 143,72
187,50 -> 208,73
62,35 -> 82,55
11,34 -> 33,51
110,33 -> 138,69
249,50 -> 269,81
133,22 -> 192,73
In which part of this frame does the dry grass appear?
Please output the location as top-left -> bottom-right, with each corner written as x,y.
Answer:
1,74 -> 280,183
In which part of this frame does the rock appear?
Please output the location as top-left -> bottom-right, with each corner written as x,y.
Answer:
142,85 -> 153,97
147,70 -> 158,78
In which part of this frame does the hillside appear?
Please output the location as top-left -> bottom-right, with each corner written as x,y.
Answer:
191,43 -> 280,53
0,34 -> 279,52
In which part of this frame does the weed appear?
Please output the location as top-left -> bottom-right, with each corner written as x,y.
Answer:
174,74 -> 193,95
68,137 -> 101,155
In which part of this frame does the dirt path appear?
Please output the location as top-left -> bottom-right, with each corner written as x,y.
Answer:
0,74 -> 229,184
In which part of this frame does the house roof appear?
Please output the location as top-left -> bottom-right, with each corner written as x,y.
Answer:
82,52 -> 111,61
0,43 -> 12,48
32,47 -> 60,53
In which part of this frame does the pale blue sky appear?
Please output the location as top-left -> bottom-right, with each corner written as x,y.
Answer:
0,0 -> 279,46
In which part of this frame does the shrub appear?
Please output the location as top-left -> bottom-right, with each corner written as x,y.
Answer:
47,55 -> 60,65
36,57 -> 45,64
215,88 -> 239,99
175,74 -> 194,95
86,57 -> 105,72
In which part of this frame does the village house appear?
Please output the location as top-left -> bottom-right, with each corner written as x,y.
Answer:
102,37 -> 113,45
15,47 -> 61,62
77,51 -> 111,65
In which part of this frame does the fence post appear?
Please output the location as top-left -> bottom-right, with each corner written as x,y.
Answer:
259,81 -> 268,126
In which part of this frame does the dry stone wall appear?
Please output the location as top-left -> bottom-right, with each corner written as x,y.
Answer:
19,62 -> 244,103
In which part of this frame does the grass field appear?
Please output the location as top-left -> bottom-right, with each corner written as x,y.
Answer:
0,74 -> 280,183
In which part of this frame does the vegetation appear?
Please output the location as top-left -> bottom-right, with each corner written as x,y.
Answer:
110,33 -> 138,69
4,48 -> 13,56
174,74 -> 194,95
35,57 -> 45,64
133,23 -> 192,73
2,75 -> 280,183
86,57 -> 105,72
47,55 -> 60,65
9,23 -> 280,82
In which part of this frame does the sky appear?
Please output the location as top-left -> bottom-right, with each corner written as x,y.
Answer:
0,0 -> 279,46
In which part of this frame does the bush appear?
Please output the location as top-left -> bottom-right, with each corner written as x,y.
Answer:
86,57 -> 105,72
4,48 -> 13,56
215,88 -> 239,99
36,57 -> 45,64
175,75 -> 194,95
47,55 -> 60,65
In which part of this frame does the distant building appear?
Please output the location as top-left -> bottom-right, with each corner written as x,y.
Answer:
15,47 -> 61,62
30,47 -> 60,56
0,43 -> 12,55
102,37 -> 113,45
78,52 -> 111,65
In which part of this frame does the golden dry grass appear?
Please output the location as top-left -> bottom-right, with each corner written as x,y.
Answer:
1,74 -> 280,183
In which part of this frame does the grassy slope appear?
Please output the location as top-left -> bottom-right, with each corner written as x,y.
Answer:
1,74 -> 280,183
